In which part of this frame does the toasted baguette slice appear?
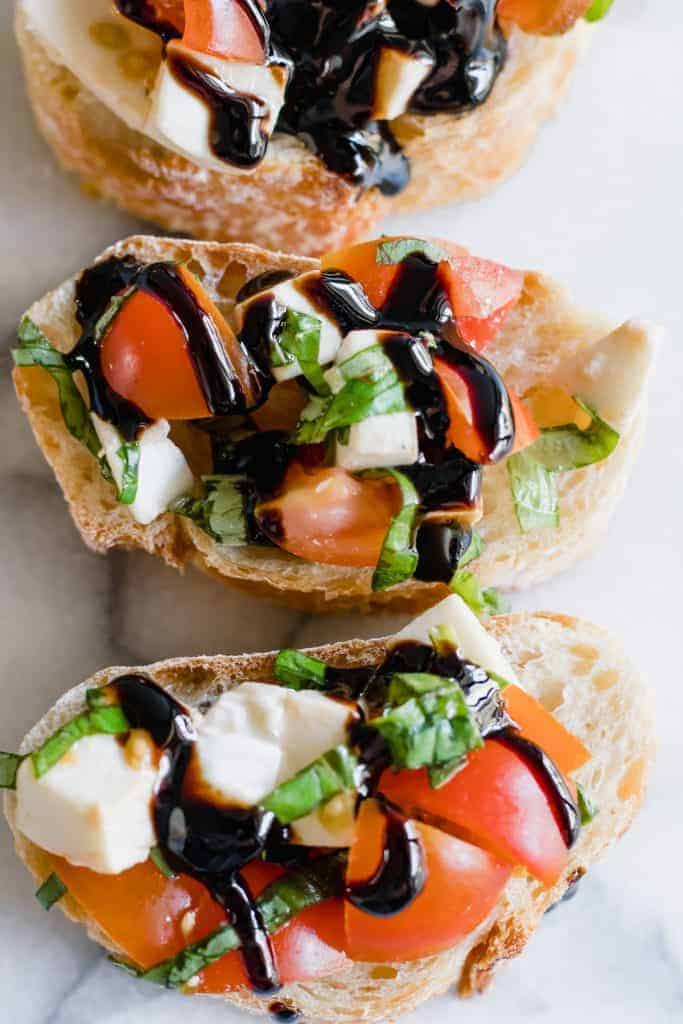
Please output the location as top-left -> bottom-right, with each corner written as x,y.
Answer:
15,4 -> 589,256
13,234 -> 657,611
5,611 -> 654,1022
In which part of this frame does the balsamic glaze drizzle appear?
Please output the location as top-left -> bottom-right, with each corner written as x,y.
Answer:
500,733 -> 581,849
70,256 -> 269,439
116,0 -> 506,193
346,802 -> 426,917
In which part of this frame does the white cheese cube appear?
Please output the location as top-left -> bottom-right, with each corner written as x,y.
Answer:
335,411 -> 419,471
291,790 -> 357,848
392,594 -> 520,687
15,733 -> 157,874
147,40 -> 288,173
92,415 -> 195,526
235,275 -> 344,382
373,47 -> 434,121
277,691 -> 354,784
335,329 -> 384,368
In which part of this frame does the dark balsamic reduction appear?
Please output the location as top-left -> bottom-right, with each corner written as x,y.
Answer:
500,733 -> 581,849
167,50 -> 272,168
111,674 -> 282,993
346,802 -> 426,917
269,1003 -> 300,1022
414,520 -> 472,584
114,0 -> 181,43
70,256 -> 270,440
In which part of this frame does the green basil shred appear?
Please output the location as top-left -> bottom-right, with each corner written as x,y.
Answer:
585,0 -> 614,21
576,783 -> 598,825
116,442 -> 140,504
133,855 -> 344,988
271,309 -> 330,396
35,873 -> 67,911
172,476 -> 249,545
370,469 -> 420,592
507,448 -> 560,533
450,570 -> 509,617
0,751 -> 23,789
376,238 -> 449,266
150,846 -> 178,880
32,704 -> 130,778
274,649 -> 328,691
262,746 -> 357,824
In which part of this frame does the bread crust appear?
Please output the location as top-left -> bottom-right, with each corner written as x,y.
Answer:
13,234 -> 651,611
4,611 -> 654,1022
15,7 -> 589,255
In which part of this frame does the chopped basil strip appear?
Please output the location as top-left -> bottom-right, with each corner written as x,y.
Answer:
139,854 -> 344,988
35,873 -> 67,911
116,441 -> 140,505
12,317 -> 102,463
585,0 -> 614,21
488,670 -> 512,691
32,705 -> 130,778
370,470 -> 420,592
371,673 -> 482,777
0,751 -> 23,789
150,845 -> 178,880
272,309 -> 330,396
527,399 -> 620,473
428,624 -> 459,655
576,783 -> 598,825
376,238 -> 449,266
172,476 -> 249,546
262,746 -> 358,824
274,649 -> 328,691
92,286 -> 137,343
86,687 -> 110,710
458,528 -> 484,570
451,570 -> 509,617
293,345 -> 408,444
428,757 -> 466,789
507,448 -> 559,532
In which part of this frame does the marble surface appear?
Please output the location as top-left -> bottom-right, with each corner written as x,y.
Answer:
1,1 -> 682,1021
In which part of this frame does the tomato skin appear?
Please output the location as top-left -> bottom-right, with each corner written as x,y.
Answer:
456,297 -> 518,352
51,855 -> 347,990
183,0 -> 265,61
433,355 -> 490,463
497,0 -> 591,34
508,389 -> 540,454
502,685 -> 590,775
344,800 -> 511,962
255,464 -> 401,568
379,739 -> 569,887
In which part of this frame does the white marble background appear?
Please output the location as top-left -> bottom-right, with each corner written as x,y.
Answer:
1,0 -> 682,1021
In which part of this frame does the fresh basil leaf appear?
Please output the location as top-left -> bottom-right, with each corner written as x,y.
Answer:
92,286 -> 136,343
274,649 -> 329,691
376,238 -> 449,266
150,845 -> 178,880
274,309 -> 330,396
428,624 -> 459,655
428,757 -> 466,789
576,783 -> 598,825
488,670 -> 512,691
86,688 -> 110,710
262,746 -> 357,825
369,469 -> 420,592
32,705 -> 130,778
507,448 -> 559,532
173,476 -> 249,546
527,399 -> 620,473
450,569 -> 509,617
371,675 -> 482,773
458,528 -> 484,570
35,873 -> 67,911
140,854 -> 344,987
116,441 -> 140,504
585,0 -> 614,21
0,752 -> 23,789
13,317 -> 102,462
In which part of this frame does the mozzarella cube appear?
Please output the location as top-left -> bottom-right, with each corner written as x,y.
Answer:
291,790 -> 357,848
373,47 -> 433,121
147,40 -> 288,172
335,329 -> 384,368
15,733 -> 157,874
235,274 -> 344,382
277,690 -> 353,784
336,411 -> 419,471
92,415 -> 195,526
393,594 -> 520,687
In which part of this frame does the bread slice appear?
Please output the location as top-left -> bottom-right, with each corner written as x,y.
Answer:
13,234 -> 656,611
15,5 -> 589,256
4,611 -> 654,1022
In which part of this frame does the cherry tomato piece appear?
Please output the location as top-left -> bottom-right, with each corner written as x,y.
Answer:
183,0 -> 265,61
502,685 -> 590,775
508,388 -> 540,453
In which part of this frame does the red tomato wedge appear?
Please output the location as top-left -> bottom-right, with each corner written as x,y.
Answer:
502,685 -> 590,775
344,800 -> 511,962
321,239 -> 404,309
433,355 -> 490,463
508,388 -> 540,454
379,739 -> 569,887
497,0 -> 591,34
456,297 -> 519,352
183,0 -> 266,61
51,855 -> 347,990
255,463 -> 401,568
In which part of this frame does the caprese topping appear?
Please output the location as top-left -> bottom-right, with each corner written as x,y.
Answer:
13,235 -> 623,591
3,595 -> 595,1003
